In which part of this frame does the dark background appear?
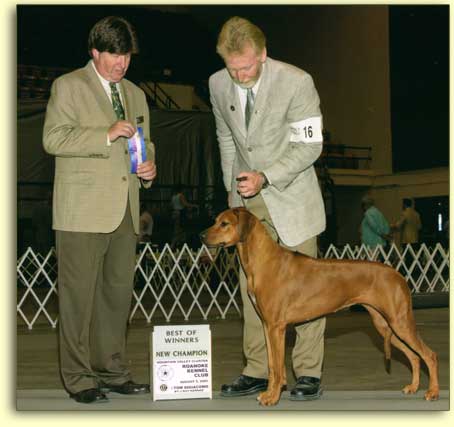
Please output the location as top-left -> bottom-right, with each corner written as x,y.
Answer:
389,6 -> 449,172
17,4 -> 449,174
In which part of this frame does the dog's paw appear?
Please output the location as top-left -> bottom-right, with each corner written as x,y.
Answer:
402,384 -> 418,394
424,389 -> 439,401
257,390 -> 280,406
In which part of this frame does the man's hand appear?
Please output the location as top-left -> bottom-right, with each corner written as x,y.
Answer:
137,160 -> 157,181
236,171 -> 265,198
108,120 -> 136,142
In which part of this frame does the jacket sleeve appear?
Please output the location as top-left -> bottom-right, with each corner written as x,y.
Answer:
209,76 -> 236,192
42,77 -> 111,159
263,73 -> 323,191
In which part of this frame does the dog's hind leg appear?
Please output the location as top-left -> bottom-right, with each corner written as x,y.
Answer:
386,312 -> 439,401
364,305 -> 421,394
257,323 -> 286,406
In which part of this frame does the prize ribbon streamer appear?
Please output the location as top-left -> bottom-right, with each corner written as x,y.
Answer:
128,126 -> 147,173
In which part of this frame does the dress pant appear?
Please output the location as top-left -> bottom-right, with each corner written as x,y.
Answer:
241,194 -> 326,379
56,201 -> 137,393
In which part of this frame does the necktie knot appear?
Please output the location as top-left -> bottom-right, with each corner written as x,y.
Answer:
110,82 -> 125,120
245,88 -> 255,129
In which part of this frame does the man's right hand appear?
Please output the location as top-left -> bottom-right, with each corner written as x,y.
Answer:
108,120 -> 136,142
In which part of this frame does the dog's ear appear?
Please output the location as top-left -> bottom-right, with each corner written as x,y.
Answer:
233,208 -> 255,243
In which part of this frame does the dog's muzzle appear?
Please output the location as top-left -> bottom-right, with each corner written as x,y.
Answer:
199,229 -> 225,248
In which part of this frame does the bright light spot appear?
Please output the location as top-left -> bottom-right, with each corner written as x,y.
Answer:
438,214 -> 443,231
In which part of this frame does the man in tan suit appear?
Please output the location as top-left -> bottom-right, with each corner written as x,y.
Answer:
43,16 -> 156,404
392,198 -> 422,245
209,17 -> 326,400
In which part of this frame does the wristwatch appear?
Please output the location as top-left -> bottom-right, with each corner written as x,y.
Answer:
259,171 -> 270,189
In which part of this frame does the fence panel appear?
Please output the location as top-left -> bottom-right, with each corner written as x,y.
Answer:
17,243 -> 449,329
323,243 -> 449,293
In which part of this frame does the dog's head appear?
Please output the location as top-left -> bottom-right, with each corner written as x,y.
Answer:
200,207 -> 256,248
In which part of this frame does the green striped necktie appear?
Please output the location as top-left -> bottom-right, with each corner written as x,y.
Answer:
109,82 -> 125,120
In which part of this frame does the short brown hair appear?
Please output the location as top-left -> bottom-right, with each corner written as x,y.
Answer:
88,16 -> 139,57
216,16 -> 266,59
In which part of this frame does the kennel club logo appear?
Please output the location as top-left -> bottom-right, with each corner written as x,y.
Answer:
158,365 -> 174,381
152,325 -> 212,401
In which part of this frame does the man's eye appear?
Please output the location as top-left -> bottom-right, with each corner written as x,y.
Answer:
220,222 -> 229,227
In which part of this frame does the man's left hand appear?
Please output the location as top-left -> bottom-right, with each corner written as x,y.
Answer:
137,160 -> 157,181
236,171 -> 265,198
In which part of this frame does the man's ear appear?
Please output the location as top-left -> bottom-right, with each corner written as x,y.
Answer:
233,208 -> 254,243
259,47 -> 267,63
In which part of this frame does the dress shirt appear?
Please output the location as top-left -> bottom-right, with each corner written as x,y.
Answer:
235,63 -> 264,121
91,60 -> 125,146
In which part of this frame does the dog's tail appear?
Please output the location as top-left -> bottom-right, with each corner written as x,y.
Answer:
384,329 -> 392,373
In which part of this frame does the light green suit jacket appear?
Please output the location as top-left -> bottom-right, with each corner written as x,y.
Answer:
43,61 -> 155,234
209,57 -> 326,246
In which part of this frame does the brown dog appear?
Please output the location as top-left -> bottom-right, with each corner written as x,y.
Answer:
201,207 -> 439,406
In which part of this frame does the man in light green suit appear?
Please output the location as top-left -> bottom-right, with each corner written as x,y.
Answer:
209,16 -> 326,401
43,16 -> 156,404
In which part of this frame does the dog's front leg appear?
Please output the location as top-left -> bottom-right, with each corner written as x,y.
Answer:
257,323 -> 286,406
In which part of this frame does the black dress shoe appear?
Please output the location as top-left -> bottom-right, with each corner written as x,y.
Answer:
290,376 -> 322,401
102,380 -> 150,395
221,374 -> 268,397
69,388 -> 109,404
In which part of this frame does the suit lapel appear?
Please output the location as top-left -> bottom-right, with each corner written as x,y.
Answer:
248,58 -> 272,135
83,62 -> 117,123
120,80 -> 133,123
224,78 -> 246,138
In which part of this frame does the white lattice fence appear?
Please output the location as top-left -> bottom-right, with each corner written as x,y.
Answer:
17,243 -> 449,329
17,247 -> 59,329
16,244 -> 242,329
130,244 -> 241,322
323,243 -> 450,293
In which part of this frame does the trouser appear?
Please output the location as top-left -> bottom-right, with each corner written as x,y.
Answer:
56,201 -> 137,393
241,194 -> 326,380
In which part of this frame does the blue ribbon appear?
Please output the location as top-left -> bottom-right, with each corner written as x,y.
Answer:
128,126 -> 147,173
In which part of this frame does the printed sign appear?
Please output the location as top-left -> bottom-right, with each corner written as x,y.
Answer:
152,325 -> 212,401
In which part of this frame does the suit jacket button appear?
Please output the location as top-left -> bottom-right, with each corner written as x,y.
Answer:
125,150 -> 128,155
247,147 -> 253,152
122,176 -> 127,181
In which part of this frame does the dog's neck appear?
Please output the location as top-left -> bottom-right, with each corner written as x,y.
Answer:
236,219 -> 280,276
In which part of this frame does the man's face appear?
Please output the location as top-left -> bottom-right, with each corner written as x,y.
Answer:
92,49 -> 131,82
224,44 -> 266,89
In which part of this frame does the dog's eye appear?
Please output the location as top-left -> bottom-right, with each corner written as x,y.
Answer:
220,221 -> 229,227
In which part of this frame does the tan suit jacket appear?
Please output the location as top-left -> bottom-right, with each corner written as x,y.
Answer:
397,207 -> 422,244
209,57 -> 326,246
43,61 -> 154,234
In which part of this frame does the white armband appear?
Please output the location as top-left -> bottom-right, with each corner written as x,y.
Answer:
289,116 -> 323,143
